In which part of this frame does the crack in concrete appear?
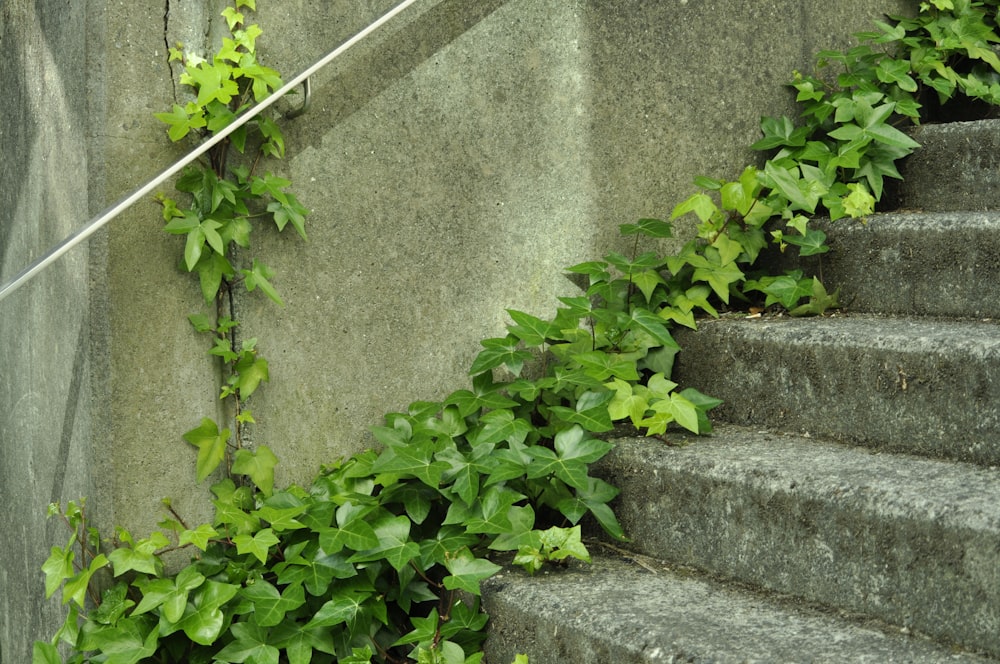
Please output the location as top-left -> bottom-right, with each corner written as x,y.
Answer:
163,0 -> 178,101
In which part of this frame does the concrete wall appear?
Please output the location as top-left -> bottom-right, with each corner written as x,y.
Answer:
0,0 -> 98,660
0,0 -> 905,659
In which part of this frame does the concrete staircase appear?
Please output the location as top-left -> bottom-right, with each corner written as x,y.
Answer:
481,119 -> 1000,663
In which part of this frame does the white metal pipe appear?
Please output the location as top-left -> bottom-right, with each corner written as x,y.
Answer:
0,0 -> 422,303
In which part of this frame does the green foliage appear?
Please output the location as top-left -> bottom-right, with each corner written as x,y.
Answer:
36,2 -> 1000,663
671,0 -> 1000,314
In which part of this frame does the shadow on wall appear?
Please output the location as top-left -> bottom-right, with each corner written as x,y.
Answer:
0,1 -> 94,662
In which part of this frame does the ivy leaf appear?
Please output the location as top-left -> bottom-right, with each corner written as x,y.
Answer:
573,351 -> 640,381
631,269 -> 667,303
789,278 -> 840,317
212,620 -> 280,664
234,351 -> 269,399
269,621 -> 337,664
62,554 -> 109,608
108,536 -> 165,577
234,528 -> 280,564
232,446 -> 279,497
506,309 -> 559,346
763,161 -> 821,213
419,525 -> 480,567
469,337 -> 533,377
32,642 -> 61,664
134,567 -> 205,623
750,115 -> 809,151
317,503 -> 380,553
241,579 -> 305,627
471,409 -> 533,447
154,104 -> 206,141
444,485 -> 523,535
182,60 -> 240,107
221,7 -> 243,31
182,418 -> 230,483
196,252 -> 235,303
691,261 -> 745,303
670,192 -> 717,222
41,546 -> 74,599
442,548 -> 502,596
547,390 -> 614,433
744,272 -> 813,309
179,523 -> 219,550
241,259 -> 284,306
347,513 -> 421,571
526,426 -> 612,489
574,477 -> 626,541
254,504 -> 307,533
78,619 -> 160,664
538,525 -> 591,564
628,308 -> 681,350
605,378 -> 649,427
173,581 -> 240,645
370,438 -> 449,487
619,217 -> 673,238
782,228 -> 829,257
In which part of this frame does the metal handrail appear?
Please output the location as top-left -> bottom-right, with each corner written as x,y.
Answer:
0,0 -> 420,303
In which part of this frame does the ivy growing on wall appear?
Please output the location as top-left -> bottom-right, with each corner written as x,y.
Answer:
35,0 -> 1000,662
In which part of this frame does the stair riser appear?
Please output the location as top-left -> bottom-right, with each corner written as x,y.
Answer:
672,317 -> 1000,466
893,119 -> 1000,212
595,436 -> 1000,658
773,212 -> 1000,319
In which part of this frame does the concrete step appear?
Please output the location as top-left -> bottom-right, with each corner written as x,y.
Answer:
671,314 -> 1000,466
892,119 -> 1000,212
590,427 -> 1000,659
481,554 -> 991,663
772,211 -> 1000,319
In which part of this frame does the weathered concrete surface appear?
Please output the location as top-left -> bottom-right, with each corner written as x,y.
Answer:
773,211 -> 1000,318
95,0 -> 224,543
482,555 -> 989,663
896,119 -> 1000,212
0,1 -> 98,660
594,430 -> 1000,658
673,315 -> 1000,465
236,0 -> 909,489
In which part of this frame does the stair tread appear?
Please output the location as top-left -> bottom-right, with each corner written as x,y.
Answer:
482,554 -> 989,663
686,314 -> 1000,350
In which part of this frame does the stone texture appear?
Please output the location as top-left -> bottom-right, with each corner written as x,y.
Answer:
594,429 -> 1000,657
673,315 -> 1000,465
483,555 -> 989,664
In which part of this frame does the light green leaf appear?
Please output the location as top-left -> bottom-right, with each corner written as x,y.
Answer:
443,548 -> 502,596
234,528 -> 279,564
670,192 -> 717,222
619,218 -> 673,238
182,418 -> 230,483
232,446 -> 279,497
241,259 -> 284,306
506,309 -> 558,346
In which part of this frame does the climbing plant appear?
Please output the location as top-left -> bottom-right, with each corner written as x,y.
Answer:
34,1 -> 1000,663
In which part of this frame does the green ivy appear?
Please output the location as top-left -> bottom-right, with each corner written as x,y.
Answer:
34,1 -> 1000,663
